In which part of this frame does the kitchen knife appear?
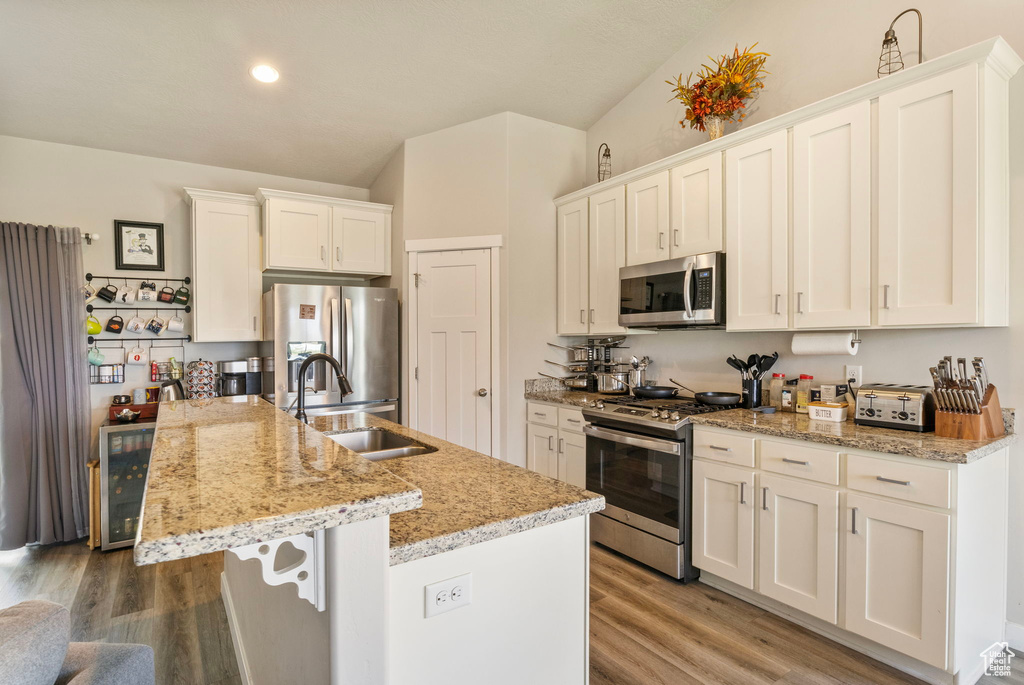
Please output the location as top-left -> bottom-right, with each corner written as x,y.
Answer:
957,358 -> 968,386
973,357 -> 989,394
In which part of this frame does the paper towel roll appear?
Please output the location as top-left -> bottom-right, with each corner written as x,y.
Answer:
791,332 -> 859,356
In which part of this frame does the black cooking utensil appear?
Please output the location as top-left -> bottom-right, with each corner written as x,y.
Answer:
758,352 -> 779,378
727,356 -> 747,378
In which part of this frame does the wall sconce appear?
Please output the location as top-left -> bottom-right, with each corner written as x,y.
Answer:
878,8 -> 923,77
598,144 -> 612,182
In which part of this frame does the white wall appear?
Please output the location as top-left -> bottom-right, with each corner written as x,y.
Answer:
0,134 -> 368,454
581,0 -> 1024,631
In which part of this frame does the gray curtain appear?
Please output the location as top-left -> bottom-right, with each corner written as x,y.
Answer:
0,223 -> 90,548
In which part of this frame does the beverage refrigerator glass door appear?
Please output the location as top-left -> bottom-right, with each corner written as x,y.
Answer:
618,251 -> 725,328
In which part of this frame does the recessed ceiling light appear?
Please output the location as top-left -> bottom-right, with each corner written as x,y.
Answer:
250,64 -> 279,83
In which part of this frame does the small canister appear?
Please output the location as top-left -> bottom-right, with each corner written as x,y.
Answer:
246,356 -> 262,372
132,388 -> 147,405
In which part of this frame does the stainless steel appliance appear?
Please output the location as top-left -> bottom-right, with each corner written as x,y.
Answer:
619,251 -> 725,329
261,284 -> 399,421
582,395 -> 737,580
854,383 -> 936,431
218,360 -> 261,396
98,421 -> 154,550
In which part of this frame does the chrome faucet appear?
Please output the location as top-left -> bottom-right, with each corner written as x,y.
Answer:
294,353 -> 353,424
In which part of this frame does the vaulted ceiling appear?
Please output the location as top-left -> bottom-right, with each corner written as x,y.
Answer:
0,0 -> 732,187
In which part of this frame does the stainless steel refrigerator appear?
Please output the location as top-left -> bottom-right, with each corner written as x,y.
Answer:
261,284 -> 399,421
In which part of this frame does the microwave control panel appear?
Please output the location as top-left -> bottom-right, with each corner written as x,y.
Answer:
694,268 -> 714,309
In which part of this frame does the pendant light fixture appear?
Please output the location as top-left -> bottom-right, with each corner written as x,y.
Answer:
877,8 -> 923,78
598,144 -> 612,182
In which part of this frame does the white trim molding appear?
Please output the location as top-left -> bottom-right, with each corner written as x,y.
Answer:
255,187 -> 393,213
405,234 -> 503,253
183,188 -> 259,206
1007,621 -> 1024,651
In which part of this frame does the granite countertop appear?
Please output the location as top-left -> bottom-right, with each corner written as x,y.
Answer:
689,408 -> 1017,464
134,396 -> 423,565
524,388 -> 605,407
310,413 -> 605,565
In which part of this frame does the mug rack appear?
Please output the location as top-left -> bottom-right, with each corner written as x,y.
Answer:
88,335 -> 192,345
87,304 -> 191,314
86,273 -> 191,285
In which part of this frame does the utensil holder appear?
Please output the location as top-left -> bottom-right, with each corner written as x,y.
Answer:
741,379 -> 762,409
934,384 -> 1005,440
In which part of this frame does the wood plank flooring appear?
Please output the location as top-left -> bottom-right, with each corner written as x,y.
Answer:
1,541 -> 1020,685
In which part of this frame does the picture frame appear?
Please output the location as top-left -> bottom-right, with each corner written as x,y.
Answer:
114,220 -> 164,271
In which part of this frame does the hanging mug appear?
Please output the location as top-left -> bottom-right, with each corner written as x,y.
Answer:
116,284 -> 136,305
166,315 -> 185,333
173,285 -> 191,305
145,316 -> 165,335
125,315 -> 146,333
85,315 -> 102,335
138,282 -> 157,302
96,284 -> 119,303
87,345 -> 105,366
127,346 -> 148,365
82,282 -> 99,303
157,286 -> 175,303
105,315 -> 124,334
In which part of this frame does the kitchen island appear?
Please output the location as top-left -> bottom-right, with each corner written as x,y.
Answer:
135,396 -> 604,685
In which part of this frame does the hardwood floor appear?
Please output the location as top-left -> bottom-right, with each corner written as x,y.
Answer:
1,541 -> 1020,685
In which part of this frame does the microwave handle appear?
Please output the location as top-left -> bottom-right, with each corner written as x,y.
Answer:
682,261 -> 695,319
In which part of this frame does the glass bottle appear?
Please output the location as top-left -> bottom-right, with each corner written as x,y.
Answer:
769,373 -> 785,411
796,374 -> 814,414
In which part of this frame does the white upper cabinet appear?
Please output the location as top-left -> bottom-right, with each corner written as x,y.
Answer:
262,197 -> 331,271
186,189 -> 262,342
588,186 -> 626,335
726,130 -> 789,331
556,198 -> 589,335
331,206 -> 390,275
669,152 -> 723,257
877,66 -> 982,327
792,102 -> 871,329
625,170 -> 670,266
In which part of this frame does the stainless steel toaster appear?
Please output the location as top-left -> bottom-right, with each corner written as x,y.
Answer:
854,384 -> 936,432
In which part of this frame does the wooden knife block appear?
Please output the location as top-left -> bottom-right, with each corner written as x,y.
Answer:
934,384 -> 1004,440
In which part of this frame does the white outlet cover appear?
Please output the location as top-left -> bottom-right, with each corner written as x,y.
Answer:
424,572 -> 472,618
845,364 -> 863,385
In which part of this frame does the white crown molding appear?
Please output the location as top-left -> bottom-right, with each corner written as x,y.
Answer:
255,187 -> 392,213
405,235 -> 503,252
556,36 -> 1022,206
183,188 -> 259,206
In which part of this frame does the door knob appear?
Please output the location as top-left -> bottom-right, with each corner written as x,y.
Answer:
478,388 -> 488,397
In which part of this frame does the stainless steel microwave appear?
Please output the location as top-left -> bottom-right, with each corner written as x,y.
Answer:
619,251 -> 725,329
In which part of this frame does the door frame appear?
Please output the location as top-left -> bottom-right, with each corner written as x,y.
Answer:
405,235 -> 503,459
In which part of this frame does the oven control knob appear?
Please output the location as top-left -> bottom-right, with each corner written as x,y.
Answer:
595,401 -> 604,409
659,410 -> 670,419
670,412 -> 681,421
650,410 -> 660,418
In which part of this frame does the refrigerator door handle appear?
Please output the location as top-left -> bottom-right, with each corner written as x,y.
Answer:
330,298 -> 341,392
344,298 -> 354,375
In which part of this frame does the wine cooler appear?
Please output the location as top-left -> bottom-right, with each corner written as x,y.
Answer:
98,422 -> 155,550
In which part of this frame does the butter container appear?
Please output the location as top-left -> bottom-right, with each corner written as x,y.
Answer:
807,401 -> 848,422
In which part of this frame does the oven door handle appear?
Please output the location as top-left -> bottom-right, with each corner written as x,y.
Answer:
682,260 -> 695,319
583,424 -> 681,455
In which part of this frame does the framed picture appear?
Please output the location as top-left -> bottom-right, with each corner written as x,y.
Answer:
114,220 -> 164,271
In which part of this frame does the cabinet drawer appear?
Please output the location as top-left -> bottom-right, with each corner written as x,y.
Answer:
693,429 -> 755,467
846,454 -> 951,509
527,402 -> 558,427
558,407 -> 586,433
760,439 -> 840,485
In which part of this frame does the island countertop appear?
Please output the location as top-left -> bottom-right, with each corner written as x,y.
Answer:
134,396 -> 423,565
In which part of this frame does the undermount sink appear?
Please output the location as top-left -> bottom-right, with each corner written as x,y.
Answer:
328,427 -> 437,461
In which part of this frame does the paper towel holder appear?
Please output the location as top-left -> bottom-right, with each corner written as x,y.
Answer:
851,330 -> 862,344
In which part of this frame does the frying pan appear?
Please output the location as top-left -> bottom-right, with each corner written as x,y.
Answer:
670,379 -> 742,406
631,384 -> 679,399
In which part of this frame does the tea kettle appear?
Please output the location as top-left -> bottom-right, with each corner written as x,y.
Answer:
158,379 -> 186,402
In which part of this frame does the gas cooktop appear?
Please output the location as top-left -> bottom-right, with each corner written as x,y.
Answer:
581,395 -> 739,438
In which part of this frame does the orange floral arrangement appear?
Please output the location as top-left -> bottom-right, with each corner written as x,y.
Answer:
667,44 -> 770,133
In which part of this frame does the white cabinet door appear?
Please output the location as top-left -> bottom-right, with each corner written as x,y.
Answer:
190,197 -> 262,342
588,186 -> 626,335
527,423 -> 558,479
331,206 -> 389,275
845,493 -> 950,669
669,152 -> 723,257
560,431 -> 586,488
692,460 -> 755,589
757,474 -> 839,624
264,198 -> 331,271
877,65 -> 979,326
725,130 -> 789,330
556,198 -> 589,335
625,170 -> 670,266
793,102 -> 871,329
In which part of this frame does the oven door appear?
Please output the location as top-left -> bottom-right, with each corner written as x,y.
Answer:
584,424 -> 685,544
618,252 -> 724,328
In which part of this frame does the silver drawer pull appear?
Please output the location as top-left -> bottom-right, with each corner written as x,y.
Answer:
709,445 -> 733,452
567,418 -> 581,424
739,482 -> 746,504
762,486 -> 769,511
533,412 -> 546,417
876,476 -> 911,486
782,458 -> 809,466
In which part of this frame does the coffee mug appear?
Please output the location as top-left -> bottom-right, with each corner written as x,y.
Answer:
145,386 -> 161,403
137,286 -> 157,302
125,316 -> 145,333
166,315 -> 184,333
127,346 -> 148,365
87,346 -> 104,366
116,285 -> 136,305
85,315 -> 102,335
132,388 -> 147,404
105,315 -> 124,334
157,286 -> 175,303
96,284 -> 118,303
82,282 -> 99,303
145,316 -> 165,335
112,394 -> 132,405
173,285 -> 191,305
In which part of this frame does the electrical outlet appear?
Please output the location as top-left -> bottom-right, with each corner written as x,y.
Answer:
845,365 -> 863,386
424,573 -> 472,618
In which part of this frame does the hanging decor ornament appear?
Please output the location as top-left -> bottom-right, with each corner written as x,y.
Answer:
877,8 -> 923,78
667,44 -> 770,141
597,143 -> 612,182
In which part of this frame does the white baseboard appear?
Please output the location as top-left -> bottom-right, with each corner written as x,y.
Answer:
221,571 -> 253,685
1006,621 -> 1024,651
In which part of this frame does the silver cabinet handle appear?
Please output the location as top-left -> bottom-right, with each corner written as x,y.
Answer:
709,445 -> 732,452
876,475 -> 911,486
558,437 -> 565,454
739,482 -> 746,504
548,435 -> 554,450
673,229 -> 680,247
253,316 -> 257,332
321,245 -> 326,263
882,284 -> 890,309
796,292 -> 803,314
762,486 -> 769,511
852,507 -> 859,534
336,246 -> 341,263
774,293 -> 781,315
477,388 -> 488,397
566,418 -> 581,424
659,232 -> 665,249
533,411 -> 545,417
589,309 -> 595,324
782,457 -> 809,465
580,309 -> 585,324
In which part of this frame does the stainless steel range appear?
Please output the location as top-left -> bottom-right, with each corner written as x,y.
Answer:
582,395 -> 736,580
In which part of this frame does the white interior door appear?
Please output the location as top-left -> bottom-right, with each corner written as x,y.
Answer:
414,249 -> 492,454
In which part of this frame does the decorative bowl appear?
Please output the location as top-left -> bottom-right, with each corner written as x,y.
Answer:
114,408 -> 141,423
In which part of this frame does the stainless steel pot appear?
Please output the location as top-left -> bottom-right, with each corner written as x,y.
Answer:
538,372 -> 589,390
596,371 -> 630,395
218,372 -> 247,397
547,342 -> 589,362
545,359 -> 588,373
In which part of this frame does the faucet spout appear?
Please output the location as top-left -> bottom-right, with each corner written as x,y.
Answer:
294,353 -> 353,424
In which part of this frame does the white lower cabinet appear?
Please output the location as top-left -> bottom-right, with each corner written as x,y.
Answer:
692,459 -> 755,589
844,493 -> 950,668
561,431 -> 586,489
527,404 -> 586,487
527,423 -> 558,479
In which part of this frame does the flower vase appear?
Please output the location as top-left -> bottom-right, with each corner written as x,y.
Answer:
704,116 -> 727,141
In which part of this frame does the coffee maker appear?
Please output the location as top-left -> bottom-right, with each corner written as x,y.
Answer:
218,359 -> 262,397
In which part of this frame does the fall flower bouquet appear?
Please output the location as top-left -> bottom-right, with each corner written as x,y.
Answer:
667,44 -> 770,139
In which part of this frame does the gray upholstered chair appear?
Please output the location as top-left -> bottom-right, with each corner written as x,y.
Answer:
0,600 -> 154,685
